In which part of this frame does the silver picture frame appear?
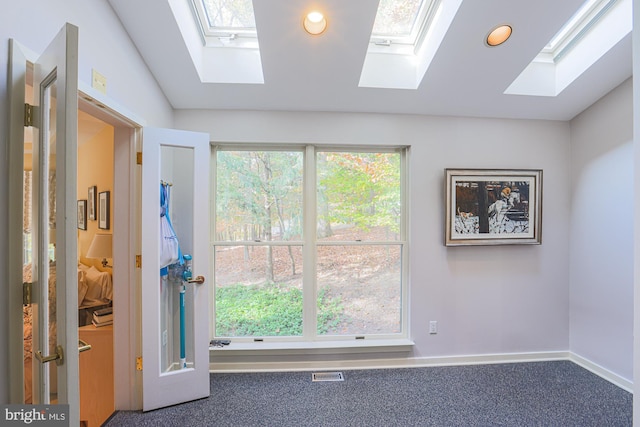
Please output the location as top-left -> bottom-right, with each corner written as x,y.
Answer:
445,168 -> 542,246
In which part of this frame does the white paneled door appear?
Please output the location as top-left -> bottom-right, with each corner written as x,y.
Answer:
141,127 -> 211,411
31,22 -> 80,422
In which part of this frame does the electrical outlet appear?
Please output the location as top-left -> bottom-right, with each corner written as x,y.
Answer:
429,321 -> 438,334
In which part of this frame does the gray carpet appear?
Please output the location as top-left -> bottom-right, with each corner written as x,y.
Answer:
104,361 -> 632,426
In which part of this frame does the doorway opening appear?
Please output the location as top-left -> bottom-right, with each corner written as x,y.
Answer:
20,68 -> 139,425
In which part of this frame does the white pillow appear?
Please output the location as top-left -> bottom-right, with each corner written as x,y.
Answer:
83,266 -> 113,304
77,269 -> 88,307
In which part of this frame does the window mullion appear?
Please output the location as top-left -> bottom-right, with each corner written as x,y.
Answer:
302,145 -> 317,340
209,144 -> 217,339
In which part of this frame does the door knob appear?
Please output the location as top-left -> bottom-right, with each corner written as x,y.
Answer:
35,345 -> 64,366
187,275 -> 205,285
78,339 -> 92,353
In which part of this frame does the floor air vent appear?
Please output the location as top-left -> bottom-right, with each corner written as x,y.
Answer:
312,372 -> 344,382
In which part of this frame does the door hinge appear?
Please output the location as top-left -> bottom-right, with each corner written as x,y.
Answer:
136,152 -> 142,165
136,356 -> 143,371
24,103 -> 34,127
23,282 -> 32,306
135,254 -> 142,268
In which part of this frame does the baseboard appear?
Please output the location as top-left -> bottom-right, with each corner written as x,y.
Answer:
568,352 -> 633,393
210,351 -> 570,373
210,351 -> 633,393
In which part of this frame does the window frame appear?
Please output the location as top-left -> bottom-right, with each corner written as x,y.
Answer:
190,0 -> 259,49
369,0 -> 442,55
211,144 -> 410,346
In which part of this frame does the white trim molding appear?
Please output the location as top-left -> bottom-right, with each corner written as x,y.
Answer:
569,352 -> 633,393
210,350 -> 633,393
210,350 -> 569,373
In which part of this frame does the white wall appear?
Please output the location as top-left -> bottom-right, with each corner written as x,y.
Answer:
176,110 -> 572,361
569,78 -> 634,382
633,2 -> 640,422
0,0 -> 174,402
0,0 -> 174,127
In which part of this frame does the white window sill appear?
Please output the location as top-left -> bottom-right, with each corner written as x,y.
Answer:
209,338 -> 414,356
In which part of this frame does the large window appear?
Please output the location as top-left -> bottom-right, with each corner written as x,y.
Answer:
213,146 -> 407,342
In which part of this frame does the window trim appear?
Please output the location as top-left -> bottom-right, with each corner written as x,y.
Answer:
211,144 -> 410,347
210,338 -> 415,355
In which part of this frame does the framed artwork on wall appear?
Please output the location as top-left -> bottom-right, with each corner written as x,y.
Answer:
99,191 -> 110,230
77,200 -> 87,230
445,169 -> 542,246
88,185 -> 97,220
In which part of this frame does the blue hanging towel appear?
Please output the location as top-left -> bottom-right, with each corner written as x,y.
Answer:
160,182 -> 184,276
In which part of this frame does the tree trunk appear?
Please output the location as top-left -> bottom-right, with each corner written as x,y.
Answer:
259,153 -> 275,283
274,197 -> 296,275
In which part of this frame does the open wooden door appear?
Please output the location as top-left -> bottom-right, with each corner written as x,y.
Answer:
140,127 -> 211,411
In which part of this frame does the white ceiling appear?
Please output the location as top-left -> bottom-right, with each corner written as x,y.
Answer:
107,0 -> 632,121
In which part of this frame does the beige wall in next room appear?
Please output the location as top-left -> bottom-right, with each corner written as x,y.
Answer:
77,121 -> 114,272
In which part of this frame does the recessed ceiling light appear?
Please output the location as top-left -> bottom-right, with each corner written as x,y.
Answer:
304,11 -> 327,35
486,25 -> 512,47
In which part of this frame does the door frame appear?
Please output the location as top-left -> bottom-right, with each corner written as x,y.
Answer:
8,35 -> 145,411
77,84 -> 145,410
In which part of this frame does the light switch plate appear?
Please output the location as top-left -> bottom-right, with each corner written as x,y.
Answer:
92,69 -> 107,94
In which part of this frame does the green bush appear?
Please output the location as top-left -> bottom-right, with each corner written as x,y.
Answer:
215,283 -> 342,336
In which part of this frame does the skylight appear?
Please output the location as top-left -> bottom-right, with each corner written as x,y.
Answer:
505,0 -> 630,97
171,0 -> 263,83
359,0 -> 462,89
538,0 -> 618,62
370,0 -> 440,52
191,0 -> 258,48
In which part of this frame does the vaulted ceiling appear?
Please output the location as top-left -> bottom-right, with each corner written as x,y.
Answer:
107,0 -> 632,121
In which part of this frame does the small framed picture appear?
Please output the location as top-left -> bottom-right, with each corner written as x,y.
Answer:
98,191 -> 110,230
445,168 -> 542,246
88,185 -> 97,220
77,200 -> 87,230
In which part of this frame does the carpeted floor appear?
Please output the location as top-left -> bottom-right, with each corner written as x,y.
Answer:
104,361 -> 632,426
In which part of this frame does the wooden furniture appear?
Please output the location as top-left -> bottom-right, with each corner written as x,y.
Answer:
79,324 -> 114,426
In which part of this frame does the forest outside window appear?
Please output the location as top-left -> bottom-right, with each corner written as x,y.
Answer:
212,146 -> 408,343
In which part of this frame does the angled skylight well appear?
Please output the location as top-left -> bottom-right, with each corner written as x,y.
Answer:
536,0 -> 618,63
172,0 -> 264,84
191,0 -> 258,49
359,0 -> 462,89
506,0 -> 630,97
